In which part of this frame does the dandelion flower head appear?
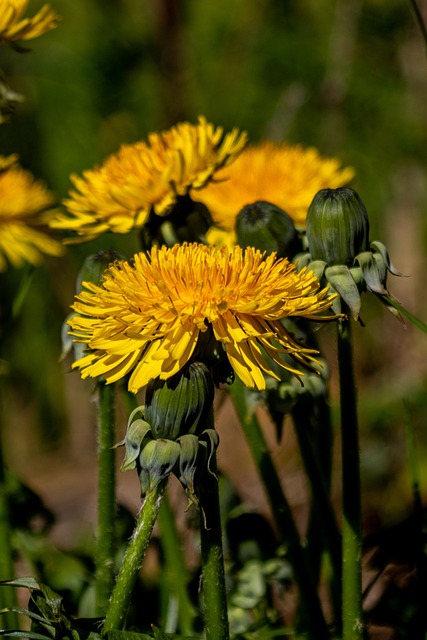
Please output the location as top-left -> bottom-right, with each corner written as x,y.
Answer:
0,155 -> 63,271
52,117 -> 247,243
199,141 -> 355,233
69,243 -> 336,392
0,0 -> 59,45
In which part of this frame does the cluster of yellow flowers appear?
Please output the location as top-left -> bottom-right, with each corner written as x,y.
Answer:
0,0 -> 354,394
54,117 -> 353,390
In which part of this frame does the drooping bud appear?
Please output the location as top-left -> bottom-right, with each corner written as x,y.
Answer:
306,188 -> 369,266
144,362 -> 215,440
236,201 -> 301,258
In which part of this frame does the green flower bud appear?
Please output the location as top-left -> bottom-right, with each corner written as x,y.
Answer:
76,249 -> 123,293
236,201 -> 301,258
144,362 -> 215,440
306,188 -> 370,266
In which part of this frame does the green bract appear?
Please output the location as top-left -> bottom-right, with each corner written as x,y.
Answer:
236,200 -> 301,258
144,361 -> 215,439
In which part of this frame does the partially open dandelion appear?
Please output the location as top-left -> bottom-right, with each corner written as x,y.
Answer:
69,243 -> 336,392
51,117 -> 247,243
199,141 -> 354,234
0,155 -> 63,271
0,0 -> 59,45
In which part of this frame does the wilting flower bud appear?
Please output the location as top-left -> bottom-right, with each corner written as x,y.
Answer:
306,188 -> 369,266
236,201 -> 301,258
144,362 -> 215,440
76,249 -> 124,293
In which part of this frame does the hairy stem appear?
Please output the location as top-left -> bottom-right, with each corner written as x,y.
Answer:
95,382 -> 116,616
198,461 -> 229,640
103,481 -> 167,632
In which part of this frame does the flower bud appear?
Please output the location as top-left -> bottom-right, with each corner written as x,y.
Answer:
236,201 -> 301,258
144,362 -> 215,440
306,188 -> 369,266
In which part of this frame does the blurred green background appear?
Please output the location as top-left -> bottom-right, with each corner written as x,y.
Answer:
1,0 -> 427,544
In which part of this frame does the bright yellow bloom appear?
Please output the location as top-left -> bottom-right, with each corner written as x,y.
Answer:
0,155 -> 64,271
199,141 -> 355,233
51,117 -> 247,243
69,243 -> 336,392
0,0 -> 59,45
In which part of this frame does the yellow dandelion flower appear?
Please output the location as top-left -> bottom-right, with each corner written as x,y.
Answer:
199,141 -> 355,232
69,243 -> 336,392
51,117 -> 247,243
0,155 -> 64,271
0,0 -> 59,45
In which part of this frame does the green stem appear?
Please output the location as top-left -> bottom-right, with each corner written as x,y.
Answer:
198,460 -> 229,640
95,383 -> 117,617
0,376 -> 18,630
337,317 -> 364,639
292,403 -> 342,634
230,379 -> 330,640
158,495 -> 196,635
103,481 -> 167,632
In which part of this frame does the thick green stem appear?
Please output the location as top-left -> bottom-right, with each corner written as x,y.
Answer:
292,403 -> 342,633
158,495 -> 196,635
198,460 -> 229,640
337,317 -> 364,639
103,481 -> 166,632
95,383 -> 117,617
230,379 -> 330,640
0,377 -> 18,630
